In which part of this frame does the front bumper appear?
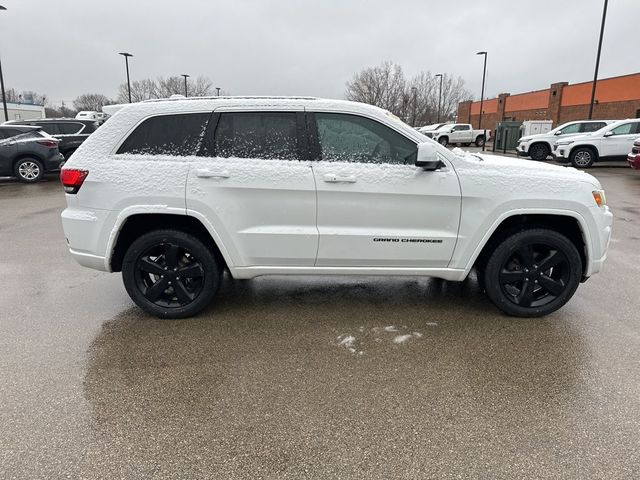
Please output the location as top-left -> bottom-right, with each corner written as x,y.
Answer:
552,144 -> 571,162
516,143 -> 529,156
628,153 -> 640,169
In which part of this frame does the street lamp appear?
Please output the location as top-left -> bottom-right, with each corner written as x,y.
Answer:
0,5 -> 8,122
118,52 -> 133,103
411,86 -> 418,127
476,51 -> 488,151
435,73 -> 443,123
588,0 -> 609,119
216,87 -> 221,97
181,74 -> 190,97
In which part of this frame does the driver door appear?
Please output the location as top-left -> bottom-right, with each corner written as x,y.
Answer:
308,112 -> 461,268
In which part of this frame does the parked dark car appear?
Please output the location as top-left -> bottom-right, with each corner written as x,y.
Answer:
5,118 -> 99,159
0,125 -> 65,182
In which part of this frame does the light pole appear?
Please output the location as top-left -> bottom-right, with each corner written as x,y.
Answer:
476,51 -> 488,151
0,5 -> 8,122
118,52 -> 133,103
181,74 -> 190,97
435,73 -> 443,123
411,86 -> 418,127
216,87 -> 221,97
588,0 -> 609,119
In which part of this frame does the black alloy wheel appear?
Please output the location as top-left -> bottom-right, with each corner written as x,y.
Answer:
484,229 -> 582,317
122,230 -> 220,318
529,143 -> 550,161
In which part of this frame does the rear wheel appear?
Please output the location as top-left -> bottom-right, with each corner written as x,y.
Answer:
570,147 -> 596,168
529,143 -> 550,161
483,229 -> 582,317
475,136 -> 485,147
122,229 -> 221,319
14,158 -> 44,183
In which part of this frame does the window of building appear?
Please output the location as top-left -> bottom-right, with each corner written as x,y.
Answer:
117,113 -> 211,156
213,112 -> 299,160
314,113 -> 417,165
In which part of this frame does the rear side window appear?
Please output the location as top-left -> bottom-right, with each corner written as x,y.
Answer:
581,122 -> 605,133
38,124 -> 59,135
58,123 -> 83,134
117,113 -> 211,156
213,112 -> 299,160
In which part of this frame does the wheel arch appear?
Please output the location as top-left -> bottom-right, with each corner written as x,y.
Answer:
109,212 -> 230,273
470,212 -> 589,277
12,153 -> 45,169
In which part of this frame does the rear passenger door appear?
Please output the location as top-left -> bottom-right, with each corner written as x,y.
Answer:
186,110 -> 318,268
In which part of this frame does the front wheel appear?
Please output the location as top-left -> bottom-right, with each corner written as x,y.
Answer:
483,229 -> 582,317
438,137 -> 448,147
529,143 -> 550,161
122,229 -> 221,319
14,158 -> 44,183
570,147 -> 596,168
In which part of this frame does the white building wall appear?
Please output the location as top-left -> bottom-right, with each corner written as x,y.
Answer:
1,102 -> 46,122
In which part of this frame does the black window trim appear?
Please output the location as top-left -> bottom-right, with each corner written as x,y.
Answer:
305,110 -> 418,163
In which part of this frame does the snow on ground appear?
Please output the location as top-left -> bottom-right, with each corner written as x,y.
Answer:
335,324 -> 432,355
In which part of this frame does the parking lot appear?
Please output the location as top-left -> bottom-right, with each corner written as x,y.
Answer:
0,166 -> 639,479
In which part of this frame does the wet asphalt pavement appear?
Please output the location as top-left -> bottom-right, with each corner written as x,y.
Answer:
1,167 -> 639,479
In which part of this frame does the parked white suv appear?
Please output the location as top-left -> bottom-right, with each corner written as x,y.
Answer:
554,119 -> 640,168
429,123 -> 490,147
60,97 -> 612,319
517,120 -> 613,161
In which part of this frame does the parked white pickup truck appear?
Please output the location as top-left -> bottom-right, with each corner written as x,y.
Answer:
428,123 -> 490,147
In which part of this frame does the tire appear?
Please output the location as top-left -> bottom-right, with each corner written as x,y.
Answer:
438,137 -> 448,147
529,143 -> 550,161
483,229 -> 582,317
122,229 -> 221,319
14,158 -> 44,183
463,143 -> 471,147
570,147 -> 596,168
475,136 -> 485,147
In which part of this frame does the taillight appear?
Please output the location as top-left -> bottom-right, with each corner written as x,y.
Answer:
60,168 -> 89,194
36,139 -> 59,148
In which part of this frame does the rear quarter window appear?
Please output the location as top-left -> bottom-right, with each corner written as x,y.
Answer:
117,113 -> 211,156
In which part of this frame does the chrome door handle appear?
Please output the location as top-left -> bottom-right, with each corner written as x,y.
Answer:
323,174 -> 357,183
196,168 -> 230,179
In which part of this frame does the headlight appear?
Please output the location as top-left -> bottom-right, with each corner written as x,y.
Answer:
592,190 -> 607,207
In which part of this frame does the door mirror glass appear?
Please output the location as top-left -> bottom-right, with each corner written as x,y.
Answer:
415,142 -> 442,170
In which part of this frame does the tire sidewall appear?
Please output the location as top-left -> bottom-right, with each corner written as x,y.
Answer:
438,137 -> 448,147
475,136 -> 485,147
483,229 -> 582,317
14,158 -> 45,183
530,143 -> 549,161
122,230 -> 220,319
570,148 -> 595,168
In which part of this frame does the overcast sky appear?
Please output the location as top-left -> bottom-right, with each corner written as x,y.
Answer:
0,0 -> 636,106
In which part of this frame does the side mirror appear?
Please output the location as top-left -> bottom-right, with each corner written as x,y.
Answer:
603,131 -> 614,137
554,130 -> 563,136
415,142 -> 442,170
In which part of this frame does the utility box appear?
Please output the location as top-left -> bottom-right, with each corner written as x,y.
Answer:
520,120 -> 553,137
494,121 -> 522,151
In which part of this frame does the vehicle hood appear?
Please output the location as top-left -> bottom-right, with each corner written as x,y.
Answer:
450,148 -> 601,189
518,133 -> 551,142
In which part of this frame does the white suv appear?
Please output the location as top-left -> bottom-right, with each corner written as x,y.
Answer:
60,97 -> 613,319
516,120 -> 613,161
554,119 -> 640,168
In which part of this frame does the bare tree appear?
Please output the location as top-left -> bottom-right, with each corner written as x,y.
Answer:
73,93 -> 115,112
4,88 -> 47,106
345,62 -> 472,127
117,76 -> 214,103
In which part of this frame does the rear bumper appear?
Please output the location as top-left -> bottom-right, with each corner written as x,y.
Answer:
628,153 -> 640,169
61,206 -> 113,272
44,153 -> 65,172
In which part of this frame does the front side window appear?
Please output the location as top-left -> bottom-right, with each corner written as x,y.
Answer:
581,122 -> 605,133
558,123 -> 580,135
609,123 -> 635,136
213,112 -> 299,160
314,113 -> 417,165
117,113 -> 210,156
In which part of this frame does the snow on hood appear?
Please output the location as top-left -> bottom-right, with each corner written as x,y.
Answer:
450,147 -> 601,189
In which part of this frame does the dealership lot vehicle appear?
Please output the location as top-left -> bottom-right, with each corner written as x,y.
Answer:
0,125 -> 64,182
60,97 -> 612,319
554,119 -> 640,168
428,123 -> 489,147
6,118 -> 99,159
628,138 -> 640,169
517,120 -> 613,161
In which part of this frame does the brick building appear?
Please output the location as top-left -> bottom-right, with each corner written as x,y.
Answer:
457,72 -> 640,133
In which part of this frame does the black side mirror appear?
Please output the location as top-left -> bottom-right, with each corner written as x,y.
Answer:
415,159 -> 442,170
